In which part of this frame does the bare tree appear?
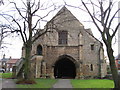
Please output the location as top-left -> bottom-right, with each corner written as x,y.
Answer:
0,1 -> 4,48
81,0 -> 120,88
0,26 -> 4,49
0,0 -> 4,6
0,24 -> 13,50
0,0 -> 10,50
1,0 -> 58,82
0,25 -> 9,49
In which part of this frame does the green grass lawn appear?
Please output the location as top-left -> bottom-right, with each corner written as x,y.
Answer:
16,79 -> 57,88
71,79 -> 114,89
0,73 -> 13,78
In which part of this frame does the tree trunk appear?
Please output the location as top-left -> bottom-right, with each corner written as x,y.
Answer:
106,45 -> 120,88
24,41 -> 32,80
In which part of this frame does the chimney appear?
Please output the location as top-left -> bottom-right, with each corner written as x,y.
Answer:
3,54 -> 5,59
9,56 -> 12,60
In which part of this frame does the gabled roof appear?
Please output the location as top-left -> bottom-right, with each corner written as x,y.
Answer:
84,29 -> 103,45
0,54 -> 10,61
36,6 -> 102,45
49,6 -> 83,26
6,59 -> 19,64
0,58 -> 9,61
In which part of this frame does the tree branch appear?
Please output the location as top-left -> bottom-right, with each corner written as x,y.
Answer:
81,0 -> 102,34
108,8 -> 120,29
31,0 -> 40,15
104,1 -> 112,28
23,21 -> 28,41
12,19 -> 26,43
11,2 -> 28,22
112,22 -> 120,38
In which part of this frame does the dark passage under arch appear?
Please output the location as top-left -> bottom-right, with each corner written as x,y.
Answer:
54,57 -> 76,79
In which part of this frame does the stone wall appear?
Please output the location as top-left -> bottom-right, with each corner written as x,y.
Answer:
21,6 -> 107,79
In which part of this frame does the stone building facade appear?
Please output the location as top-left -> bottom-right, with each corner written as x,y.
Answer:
22,7 -> 107,79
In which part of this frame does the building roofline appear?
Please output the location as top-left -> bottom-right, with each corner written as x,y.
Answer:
84,29 -> 103,45
115,54 -> 120,60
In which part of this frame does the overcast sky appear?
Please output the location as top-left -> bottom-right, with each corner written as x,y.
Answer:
0,0 -> 119,59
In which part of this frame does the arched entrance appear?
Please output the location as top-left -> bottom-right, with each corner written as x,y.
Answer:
54,56 -> 76,79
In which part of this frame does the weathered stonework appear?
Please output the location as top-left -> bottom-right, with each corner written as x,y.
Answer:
22,7 -> 107,79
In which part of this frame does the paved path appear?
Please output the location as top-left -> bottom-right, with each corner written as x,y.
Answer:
0,79 -> 16,89
52,79 -> 73,89
0,79 -> 73,89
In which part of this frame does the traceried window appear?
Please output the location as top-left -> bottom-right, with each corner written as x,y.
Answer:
58,31 -> 68,45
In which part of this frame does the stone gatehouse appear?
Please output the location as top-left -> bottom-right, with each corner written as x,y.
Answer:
22,6 -> 107,79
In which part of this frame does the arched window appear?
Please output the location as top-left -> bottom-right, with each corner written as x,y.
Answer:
37,45 -> 42,55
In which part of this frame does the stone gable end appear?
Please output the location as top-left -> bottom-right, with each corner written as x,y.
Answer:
22,6 -> 107,79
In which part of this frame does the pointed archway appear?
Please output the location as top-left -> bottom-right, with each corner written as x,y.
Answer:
54,55 -> 76,79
